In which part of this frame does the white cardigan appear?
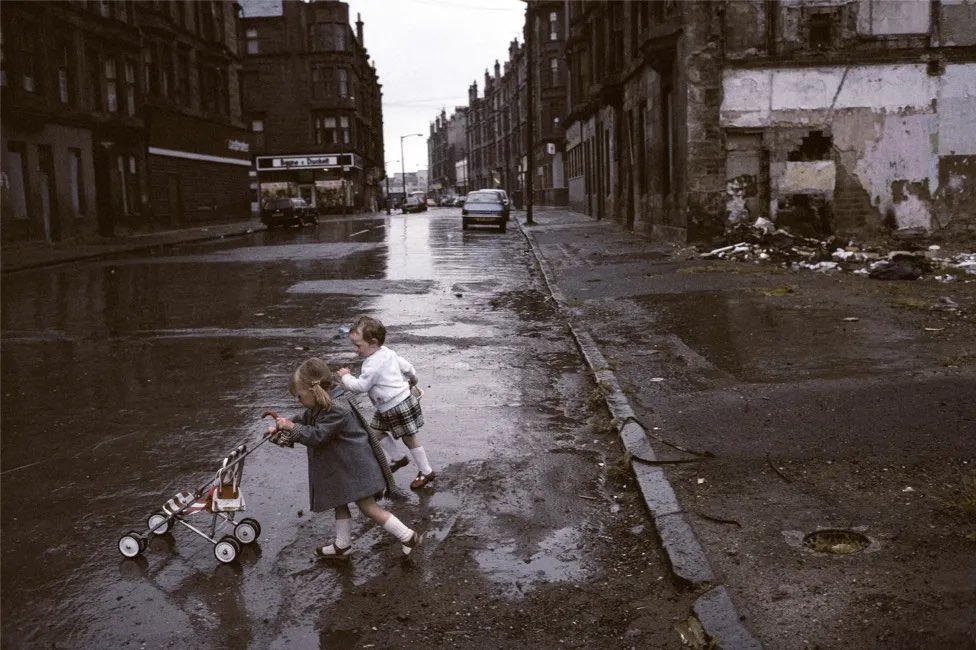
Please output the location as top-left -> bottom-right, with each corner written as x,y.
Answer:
341,346 -> 417,413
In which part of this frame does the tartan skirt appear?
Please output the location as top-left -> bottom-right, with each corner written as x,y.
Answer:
372,393 -> 424,438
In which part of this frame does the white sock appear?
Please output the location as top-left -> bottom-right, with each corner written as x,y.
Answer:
335,517 -> 352,548
382,514 -> 414,543
379,435 -> 405,462
409,446 -> 433,475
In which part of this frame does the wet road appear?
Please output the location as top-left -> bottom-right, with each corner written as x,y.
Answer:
1,208 -> 690,648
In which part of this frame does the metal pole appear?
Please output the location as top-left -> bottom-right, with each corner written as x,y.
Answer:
525,2 -> 534,225
400,137 -> 407,210
386,173 -> 391,215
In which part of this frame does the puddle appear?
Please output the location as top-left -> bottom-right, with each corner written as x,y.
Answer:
783,528 -> 879,555
405,323 -> 499,338
803,529 -> 871,554
474,526 -> 586,594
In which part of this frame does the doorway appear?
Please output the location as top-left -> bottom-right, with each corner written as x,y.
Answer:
37,145 -> 60,242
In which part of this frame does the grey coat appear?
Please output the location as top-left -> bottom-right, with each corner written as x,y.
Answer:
290,392 -> 387,512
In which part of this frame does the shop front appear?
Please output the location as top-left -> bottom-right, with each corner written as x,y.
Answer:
255,153 -> 364,215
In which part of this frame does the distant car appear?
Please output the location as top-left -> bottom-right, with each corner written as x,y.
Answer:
261,197 -> 317,228
476,188 -> 510,220
408,191 -> 428,211
402,195 -> 426,213
454,195 -> 466,207
462,190 -> 507,233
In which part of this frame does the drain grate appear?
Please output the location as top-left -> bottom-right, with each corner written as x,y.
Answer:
803,529 -> 871,555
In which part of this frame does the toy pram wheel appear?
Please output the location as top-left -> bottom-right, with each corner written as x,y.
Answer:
118,531 -> 147,558
233,518 -> 260,545
214,536 -> 240,564
147,512 -> 171,535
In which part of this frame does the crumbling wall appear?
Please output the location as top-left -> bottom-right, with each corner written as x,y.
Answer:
721,62 -> 976,239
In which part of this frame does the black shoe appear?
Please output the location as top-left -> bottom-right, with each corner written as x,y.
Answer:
390,457 -> 410,473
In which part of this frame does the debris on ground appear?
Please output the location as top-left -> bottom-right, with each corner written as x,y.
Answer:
700,221 -> 976,282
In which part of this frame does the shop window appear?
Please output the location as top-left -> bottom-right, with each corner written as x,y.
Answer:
4,141 -> 29,219
68,148 -> 86,216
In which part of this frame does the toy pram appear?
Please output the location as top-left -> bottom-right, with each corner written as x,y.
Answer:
117,425 -> 275,565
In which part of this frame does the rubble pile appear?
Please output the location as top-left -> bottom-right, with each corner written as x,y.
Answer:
700,221 -> 976,282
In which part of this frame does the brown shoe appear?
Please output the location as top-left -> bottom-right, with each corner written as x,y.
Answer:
390,457 -> 410,473
409,471 -> 436,490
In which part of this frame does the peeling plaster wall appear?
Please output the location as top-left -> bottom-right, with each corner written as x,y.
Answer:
721,62 -> 976,235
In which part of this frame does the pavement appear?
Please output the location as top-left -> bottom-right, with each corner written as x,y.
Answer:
1,219 -> 266,274
516,207 -> 762,648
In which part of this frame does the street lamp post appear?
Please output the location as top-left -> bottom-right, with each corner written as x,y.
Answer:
385,159 -> 399,215
401,132 -> 424,208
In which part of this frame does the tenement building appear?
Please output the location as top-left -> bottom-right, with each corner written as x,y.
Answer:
428,106 -> 468,203
240,0 -> 384,214
1,1 -> 249,242
562,0 -> 976,242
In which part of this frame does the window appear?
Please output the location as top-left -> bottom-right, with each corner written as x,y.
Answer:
311,65 -> 331,100
160,44 -> 172,97
88,49 -> 102,111
337,68 -> 348,98
251,119 -> 264,132
20,25 -> 38,92
68,148 -> 86,216
550,58 -> 559,86
124,60 -> 136,115
809,13 -> 833,49
309,23 -> 346,52
104,57 -> 118,112
340,116 -> 350,144
176,49 -> 190,104
245,28 -> 259,54
1,29 -> 7,87
58,44 -> 73,104
315,115 -> 336,144
143,48 -> 157,97
549,11 -> 558,40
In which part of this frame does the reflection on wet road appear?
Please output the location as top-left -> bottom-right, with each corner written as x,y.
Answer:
1,210 -> 623,647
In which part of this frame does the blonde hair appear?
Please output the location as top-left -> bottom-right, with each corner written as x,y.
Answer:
289,357 -> 334,411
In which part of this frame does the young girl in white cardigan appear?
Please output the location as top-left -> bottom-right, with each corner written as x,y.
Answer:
337,316 -> 437,490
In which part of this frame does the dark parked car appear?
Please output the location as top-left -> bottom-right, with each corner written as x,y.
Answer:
261,197 -> 317,228
462,191 -> 507,233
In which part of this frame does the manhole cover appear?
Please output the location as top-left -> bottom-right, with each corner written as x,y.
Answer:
803,529 -> 871,555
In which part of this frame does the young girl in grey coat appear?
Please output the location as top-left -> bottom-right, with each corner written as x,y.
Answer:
267,357 -> 421,560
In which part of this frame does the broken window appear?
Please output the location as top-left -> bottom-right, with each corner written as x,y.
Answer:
788,131 -> 832,162
808,13 -> 833,49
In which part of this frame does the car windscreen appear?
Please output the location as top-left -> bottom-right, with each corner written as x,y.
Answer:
264,198 -> 294,209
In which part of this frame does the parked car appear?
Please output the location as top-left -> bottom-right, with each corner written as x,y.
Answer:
402,195 -> 426,213
407,191 -> 428,212
476,188 -> 510,220
261,197 -> 317,228
462,190 -> 508,233
454,195 -> 466,207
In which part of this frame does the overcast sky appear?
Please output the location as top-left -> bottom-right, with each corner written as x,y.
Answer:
342,0 -> 526,176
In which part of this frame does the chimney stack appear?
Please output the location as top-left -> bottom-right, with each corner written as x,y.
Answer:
356,13 -> 364,47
